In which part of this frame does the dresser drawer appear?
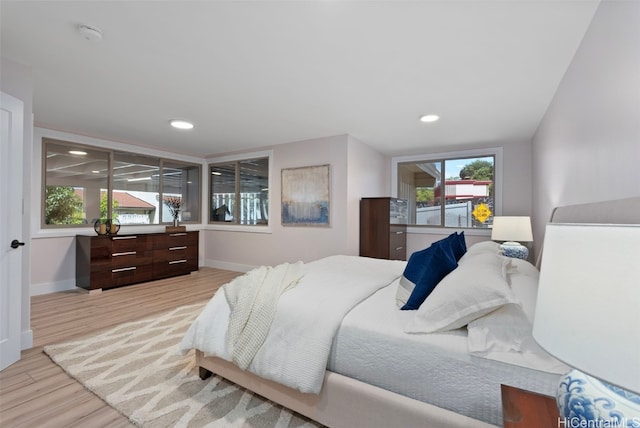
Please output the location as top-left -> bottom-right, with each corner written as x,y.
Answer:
153,232 -> 197,249
388,246 -> 406,261
152,246 -> 196,263
110,252 -> 138,269
108,264 -> 153,288
109,235 -> 140,252
389,225 -> 406,260
153,254 -> 197,279
389,235 -> 406,254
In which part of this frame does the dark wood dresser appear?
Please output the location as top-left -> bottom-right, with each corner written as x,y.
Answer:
76,231 -> 199,292
359,197 -> 407,260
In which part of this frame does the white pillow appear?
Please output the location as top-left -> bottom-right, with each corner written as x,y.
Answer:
462,240 -> 501,258
404,253 -> 517,333
467,303 -> 569,374
508,257 -> 540,279
508,269 -> 539,323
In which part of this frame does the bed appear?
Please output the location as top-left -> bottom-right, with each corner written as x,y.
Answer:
180,197 -> 640,428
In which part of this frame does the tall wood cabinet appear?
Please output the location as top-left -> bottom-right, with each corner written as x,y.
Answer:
76,231 -> 199,292
359,197 -> 408,260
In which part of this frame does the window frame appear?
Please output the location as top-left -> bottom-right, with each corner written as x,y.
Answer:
206,150 -> 273,232
41,137 -> 202,229
391,147 -> 503,234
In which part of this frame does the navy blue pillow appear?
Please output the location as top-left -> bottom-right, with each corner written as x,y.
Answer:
400,244 -> 458,310
398,245 -> 434,299
432,232 -> 467,261
454,231 -> 467,261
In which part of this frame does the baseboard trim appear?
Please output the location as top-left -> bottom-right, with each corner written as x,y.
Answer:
31,279 -> 76,296
21,329 -> 33,350
204,259 -> 254,273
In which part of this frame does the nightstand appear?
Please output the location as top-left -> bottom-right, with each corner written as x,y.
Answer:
501,384 -> 559,428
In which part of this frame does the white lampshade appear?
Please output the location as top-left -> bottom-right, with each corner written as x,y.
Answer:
532,223 -> 640,394
491,216 -> 533,242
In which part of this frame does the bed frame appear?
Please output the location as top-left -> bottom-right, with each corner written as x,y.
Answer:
197,197 -> 640,428
197,352 -> 491,428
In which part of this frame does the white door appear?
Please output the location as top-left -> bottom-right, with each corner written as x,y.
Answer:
0,91 -> 24,370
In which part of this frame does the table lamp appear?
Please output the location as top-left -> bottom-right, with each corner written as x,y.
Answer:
532,223 -> 640,424
491,216 -> 533,259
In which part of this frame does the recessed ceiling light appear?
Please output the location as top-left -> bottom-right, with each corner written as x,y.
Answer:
170,119 -> 194,130
69,150 -> 87,155
78,24 -> 103,42
127,176 -> 152,182
211,171 -> 222,175
91,170 -> 100,174
419,114 -> 440,123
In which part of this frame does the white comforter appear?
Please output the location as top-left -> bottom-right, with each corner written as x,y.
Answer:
179,255 -> 405,393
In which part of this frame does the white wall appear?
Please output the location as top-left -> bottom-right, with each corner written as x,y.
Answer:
346,135 -> 389,255
532,0 -> 640,257
204,134 -> 389,270
1,57 -> 34,347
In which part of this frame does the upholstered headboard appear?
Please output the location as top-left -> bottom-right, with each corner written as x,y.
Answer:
536,197 -> 640,267
549,197 -> 640,225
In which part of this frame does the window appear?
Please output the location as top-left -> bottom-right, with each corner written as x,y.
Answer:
394,150 -> 500,229
42,138 -> 201,227
43,141 -> 109,225
162,161 -> 201,223
209,156 -> 269,225
111,152 -> 160,225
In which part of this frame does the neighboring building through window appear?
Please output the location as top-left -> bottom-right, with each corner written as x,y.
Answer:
209,155 -> 269,225
394,149 -> 500,228
43,138 -> 201,227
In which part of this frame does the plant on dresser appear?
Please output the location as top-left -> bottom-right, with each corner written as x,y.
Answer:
76,231 -> 199,292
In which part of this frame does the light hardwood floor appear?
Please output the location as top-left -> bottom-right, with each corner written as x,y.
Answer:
0,267 -> 242,427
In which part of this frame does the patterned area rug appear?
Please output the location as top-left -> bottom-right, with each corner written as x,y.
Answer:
43,303 -> 321,428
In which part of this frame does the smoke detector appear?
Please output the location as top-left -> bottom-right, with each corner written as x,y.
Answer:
78,24 -> 103,42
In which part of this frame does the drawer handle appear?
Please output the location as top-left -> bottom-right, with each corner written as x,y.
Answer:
169,233 -> 187,237
395,247 -> 404,251
169,246 -> 187,251
112,266 -> 137,273
169,259 -> 187,264
112,251 -> 136,257
395,231 -> 404,235
112,236 -> 136,240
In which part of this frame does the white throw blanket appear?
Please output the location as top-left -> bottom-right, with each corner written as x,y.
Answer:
224,261 -> 304,369
179,255 -> 405,393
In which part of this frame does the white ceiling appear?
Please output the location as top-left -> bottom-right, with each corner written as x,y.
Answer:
1,1 -> 600,158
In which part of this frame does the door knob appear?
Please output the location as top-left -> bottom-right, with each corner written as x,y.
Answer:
10,239 -> 25,249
